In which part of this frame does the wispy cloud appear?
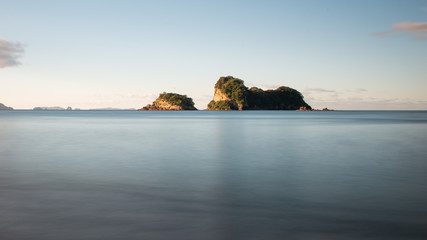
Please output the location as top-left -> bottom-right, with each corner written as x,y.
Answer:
246,83 -> 281,90
305,88 -> 336,93
346,88 -> 367,93
86,92 -> 157,109
291,85 -> 426,109
0,38 -> 24,68
373,22 -> 427,40
394,22 -> 427,32
309,96 -> 427,110
116,93 -> 158,100
304,87 -> 367,95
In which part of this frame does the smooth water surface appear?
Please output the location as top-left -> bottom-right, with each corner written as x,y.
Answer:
1,111 -> 427,240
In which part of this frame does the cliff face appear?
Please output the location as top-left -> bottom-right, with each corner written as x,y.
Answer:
0,103 -> 13,110
139,92 -> 197,110
213,88 -> 229,102
207,76 -> 311,110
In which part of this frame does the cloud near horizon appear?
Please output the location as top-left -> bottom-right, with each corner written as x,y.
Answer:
0,38 -> 25,68
373,22 -> 427,40
304,88 -> 336,93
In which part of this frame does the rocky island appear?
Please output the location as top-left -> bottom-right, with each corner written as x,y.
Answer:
207,76 -> 311,110
139,92 -> 197,110
0,103 -> 13,110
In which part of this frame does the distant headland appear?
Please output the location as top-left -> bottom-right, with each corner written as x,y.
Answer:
32,106 -> 135,111
0,103 -> 13,110
33,106 -> 72,111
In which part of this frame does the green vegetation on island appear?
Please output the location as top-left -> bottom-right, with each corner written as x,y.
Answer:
207,76 -> 311,110
214,76 -> 247,105
139,92 -> 197,110
157,92 -> 195,108
207,100 -> 238,110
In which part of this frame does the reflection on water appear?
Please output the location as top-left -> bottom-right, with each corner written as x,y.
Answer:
1,111 -> 427,240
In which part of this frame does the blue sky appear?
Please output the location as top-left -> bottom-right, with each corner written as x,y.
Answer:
1,0 -> 426,109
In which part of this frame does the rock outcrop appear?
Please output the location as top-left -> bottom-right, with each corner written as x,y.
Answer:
297,107 -> 335,111
139,92 -> 197,110
0,103 -> 13,110
207,76 -> 311,110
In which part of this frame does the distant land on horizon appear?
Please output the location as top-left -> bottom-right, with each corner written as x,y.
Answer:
33,106 -> 71,111
0,103 -> 13,110
31,106 -> 136,111
88,107 -> 137,111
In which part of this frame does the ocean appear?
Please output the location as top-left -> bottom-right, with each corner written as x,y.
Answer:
1,110 -> 427,240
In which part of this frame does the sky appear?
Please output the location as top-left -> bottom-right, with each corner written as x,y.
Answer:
1,0 -> 426,110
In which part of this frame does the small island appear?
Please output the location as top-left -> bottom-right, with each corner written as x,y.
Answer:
139,92 -> 197,110
207,76 -> 311,110
0,103 -> 13,110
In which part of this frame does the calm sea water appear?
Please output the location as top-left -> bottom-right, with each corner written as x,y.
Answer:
1,110 -> 427,240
